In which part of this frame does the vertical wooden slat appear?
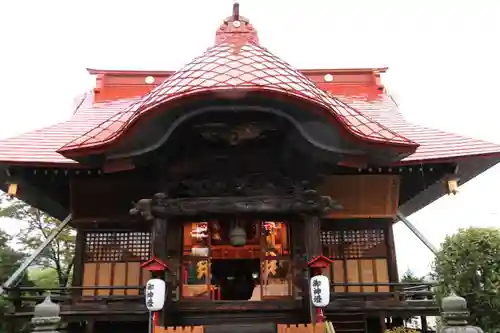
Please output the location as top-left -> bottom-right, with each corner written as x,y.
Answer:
360,259 -> 375,292
126,262 -> 141,295
97,263 -> 112,296
375,259 -> 389,292
372,259 -> 379,292
357,259 -> 364,292
346,260 -> 360,292
82,263 -> 97,296
332,261 -> 345,292
109,262 -> 116,295
113,263 -> 127,295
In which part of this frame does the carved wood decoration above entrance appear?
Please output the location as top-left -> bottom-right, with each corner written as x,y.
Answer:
130,174 -> 341,218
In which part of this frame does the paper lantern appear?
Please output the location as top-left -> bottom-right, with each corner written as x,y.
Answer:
145,279 -> 166,312
310,275 -> 330,308
229,225 -> 247,246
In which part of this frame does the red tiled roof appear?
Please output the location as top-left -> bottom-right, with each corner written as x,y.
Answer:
339,94 -> 500,163
1,5 -> 499,166
0,97 -> 137,165
59,43 -> 416,154
0,91 -> 498,166
58,9 -> 416,155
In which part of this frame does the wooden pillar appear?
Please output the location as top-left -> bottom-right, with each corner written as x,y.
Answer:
385,220 -> 399,283
152,217 -> 168,261
71,228 -> 85,302
151,216 -> 169,327
304,215 -> 322,258
162,218 -> 183,327
303,215 -> 322,324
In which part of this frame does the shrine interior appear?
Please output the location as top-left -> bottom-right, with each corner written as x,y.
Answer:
182,220 -> 292,301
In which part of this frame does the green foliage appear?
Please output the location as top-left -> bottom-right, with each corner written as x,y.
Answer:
401,269 -> 425,283
0,193 -> 75,287
0,295 -> 11,333
0,229 -> 28,333
433,227 -> 500,331
384,327 -> 419,333
28,267 -> 59,289
0,229 -> 24,283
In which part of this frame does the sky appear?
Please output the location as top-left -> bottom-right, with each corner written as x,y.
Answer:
0,0 -> 499,277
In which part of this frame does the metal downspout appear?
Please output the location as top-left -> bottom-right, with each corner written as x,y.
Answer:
1,214 -> 73,294
396,210 -> 438,255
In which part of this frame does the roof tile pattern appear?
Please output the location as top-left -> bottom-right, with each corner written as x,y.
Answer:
0,97 -> 137,164
0,91 -> 499,165
59,12 -> 416,153
338,94 -> 500,162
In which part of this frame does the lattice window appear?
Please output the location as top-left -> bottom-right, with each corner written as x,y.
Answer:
321,229 -> 386,259
84,231 -> 151,262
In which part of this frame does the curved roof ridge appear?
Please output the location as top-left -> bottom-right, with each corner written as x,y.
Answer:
56,4 -> 417,154
59,43 -> 416,154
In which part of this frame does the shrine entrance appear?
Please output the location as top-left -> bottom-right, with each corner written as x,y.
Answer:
182,220 -> 293,301
211,259 -> 259,300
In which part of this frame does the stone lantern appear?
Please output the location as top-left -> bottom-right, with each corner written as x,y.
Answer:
31,295 -> 61,333
439,292 -> 484,333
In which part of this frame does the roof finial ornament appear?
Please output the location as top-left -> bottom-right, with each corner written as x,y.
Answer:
215,2 -> 259,45
233,2 -> 240,21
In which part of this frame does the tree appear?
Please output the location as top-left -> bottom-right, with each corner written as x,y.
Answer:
0,228 -> 30,333
0,229 -> 24,283
401,269 -> 425,283
400,269 -> 427,327
28,267 -> 59,289
0,194 -> 75,287
433,227 -> 500,331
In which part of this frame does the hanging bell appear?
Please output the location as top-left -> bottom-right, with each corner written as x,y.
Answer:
229,225 -> 247,246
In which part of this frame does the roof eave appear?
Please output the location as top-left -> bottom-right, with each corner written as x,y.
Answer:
397,154 -> 500,218
0,170 -> 68,220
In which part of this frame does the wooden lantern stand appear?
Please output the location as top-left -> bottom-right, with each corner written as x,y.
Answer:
141,257 -> 170,328
307,256 -> 334,323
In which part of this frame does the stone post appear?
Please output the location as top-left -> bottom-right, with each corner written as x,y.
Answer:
439,292 -> 484,333
31,295 -> 61,333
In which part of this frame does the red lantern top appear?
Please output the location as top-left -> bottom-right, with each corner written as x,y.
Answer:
307,255 -> 334,269
141,257 -> 169,272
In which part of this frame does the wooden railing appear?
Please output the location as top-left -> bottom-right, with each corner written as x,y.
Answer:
331,281 -> 436,297
328,281 -> 438,313
4,281 -> 438,318
3,285 -> 145,313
